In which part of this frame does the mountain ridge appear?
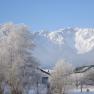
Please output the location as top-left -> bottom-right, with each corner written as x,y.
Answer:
32,28 -> 94,68
0,24 -> 94,68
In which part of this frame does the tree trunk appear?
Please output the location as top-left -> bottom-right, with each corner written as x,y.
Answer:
80,82 -> 83,92
12,88 -> 22,94
0,87 -> 3,94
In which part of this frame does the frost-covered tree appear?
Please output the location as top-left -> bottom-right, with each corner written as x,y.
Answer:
83,69 -> 94,85
49,60 -> 74,94
0,23 -> 40,94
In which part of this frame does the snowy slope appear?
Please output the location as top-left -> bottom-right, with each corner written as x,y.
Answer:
32,28 -> 94,68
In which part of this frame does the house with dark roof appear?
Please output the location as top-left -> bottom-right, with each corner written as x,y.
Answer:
37,68 -> 51,86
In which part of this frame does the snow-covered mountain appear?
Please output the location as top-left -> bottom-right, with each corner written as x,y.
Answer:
0,24 -> 94,68
32,28 -> 94,68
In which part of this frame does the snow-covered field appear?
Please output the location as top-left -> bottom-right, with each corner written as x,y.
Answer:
71,87 -> 94,94
72,92 -> 94,94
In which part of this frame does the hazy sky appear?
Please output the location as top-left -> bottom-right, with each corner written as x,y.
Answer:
0,0 -> 94,31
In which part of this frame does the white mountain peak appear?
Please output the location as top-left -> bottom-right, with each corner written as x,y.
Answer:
32,28 -> 94,68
